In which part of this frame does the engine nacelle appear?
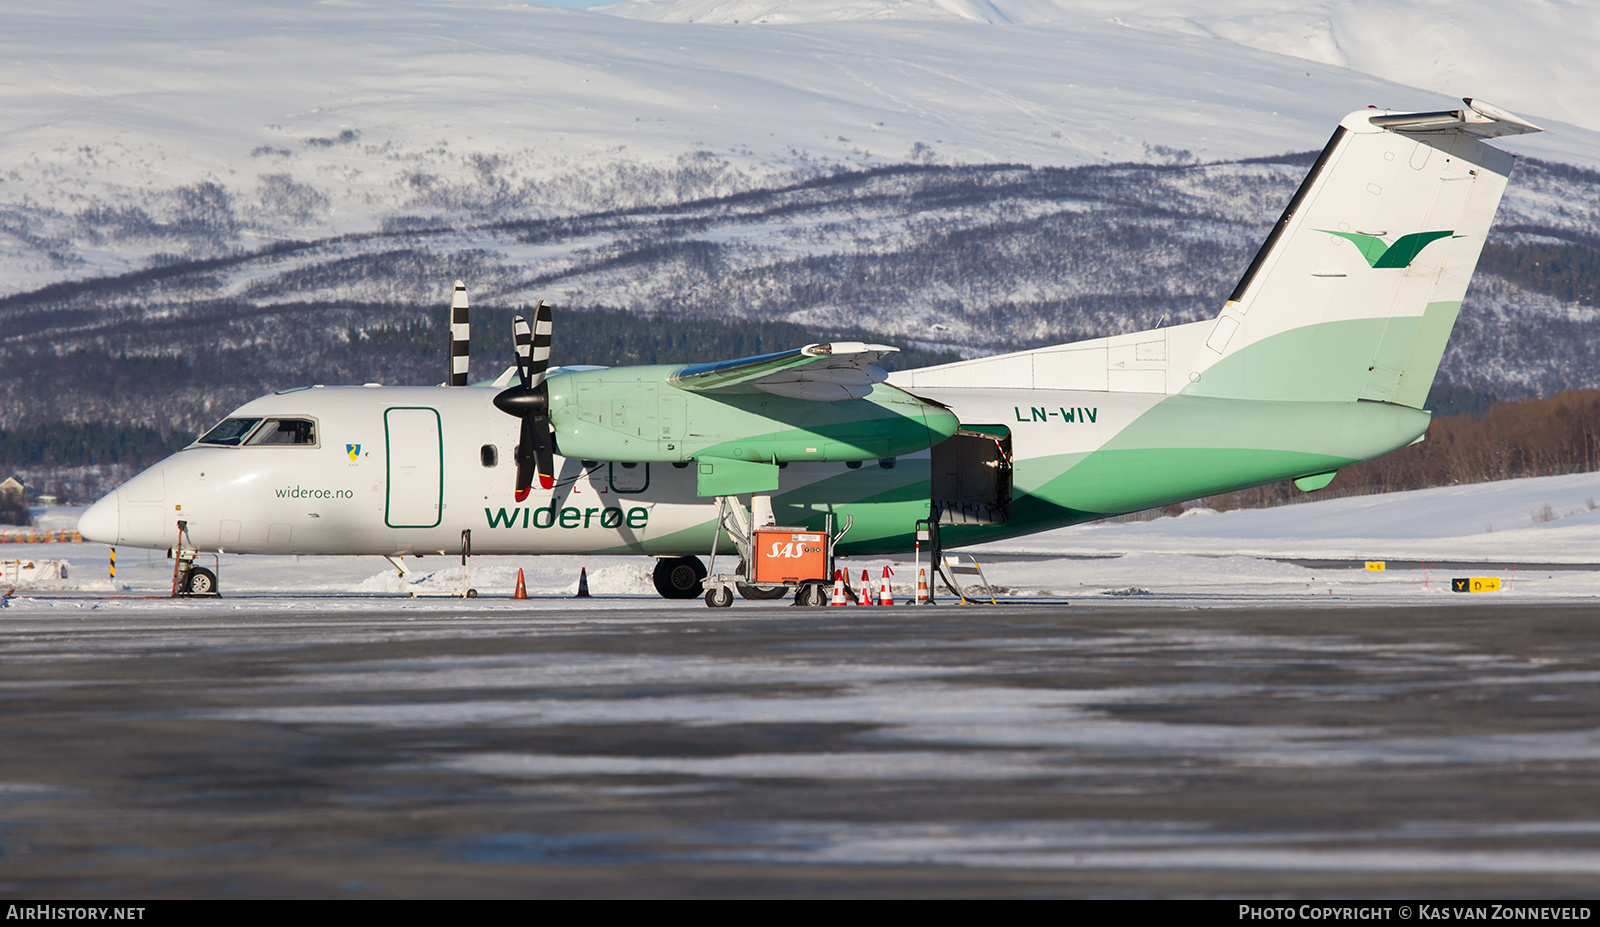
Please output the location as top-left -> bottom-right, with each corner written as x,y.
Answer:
546,366 -> 958,464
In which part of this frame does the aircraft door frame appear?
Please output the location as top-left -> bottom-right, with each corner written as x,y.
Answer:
384,406 -> 444,528
609,461 -> 650,493
930,426 -> 1013,526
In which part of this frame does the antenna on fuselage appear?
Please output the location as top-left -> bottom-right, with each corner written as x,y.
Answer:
448,280 -> 470,386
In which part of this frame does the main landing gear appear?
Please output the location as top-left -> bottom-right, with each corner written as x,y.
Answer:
652,556 -> 707,599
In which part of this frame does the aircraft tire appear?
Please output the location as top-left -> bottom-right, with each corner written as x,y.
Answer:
705,585 -> 734,608
733,560 -> 787,600
184,567 -> 218,596
652,556 -> 707,599
736,581 -> 788,601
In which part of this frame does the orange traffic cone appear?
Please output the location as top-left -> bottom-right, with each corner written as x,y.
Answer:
830,569 -> 849,606
915,567 -> 930,605
879,566 -> 894,606
858,569 -> 874,606
513,568 -> 527,599
575,566 -> 591,598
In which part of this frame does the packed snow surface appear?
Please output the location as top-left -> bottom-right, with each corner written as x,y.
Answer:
1005,470 -> 1600,562
5,471 -> 1600,605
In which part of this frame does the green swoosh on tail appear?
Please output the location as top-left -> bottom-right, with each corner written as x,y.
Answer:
1320,230 -> 1455,268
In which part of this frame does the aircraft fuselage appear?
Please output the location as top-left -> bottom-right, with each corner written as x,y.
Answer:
78,376 -> 1429,558
77,101 -> 1539,569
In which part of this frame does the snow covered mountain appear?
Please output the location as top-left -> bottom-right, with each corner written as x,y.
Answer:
4,0 -> 1590,288
3,1 -> 1590,271
606,0 -> 1600,143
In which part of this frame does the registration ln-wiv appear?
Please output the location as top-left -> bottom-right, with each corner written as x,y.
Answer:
78,100 -> 1540,602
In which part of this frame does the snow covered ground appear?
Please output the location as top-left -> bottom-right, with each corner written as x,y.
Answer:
5,471 -> 1600,606
1000,470 -> 1600,562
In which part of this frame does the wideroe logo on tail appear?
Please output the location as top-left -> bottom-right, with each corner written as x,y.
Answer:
1319,230 -> 1458,268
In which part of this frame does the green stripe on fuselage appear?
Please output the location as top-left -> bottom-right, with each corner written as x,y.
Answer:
624,393 -> 1431,557
1040,393 -> 1428,505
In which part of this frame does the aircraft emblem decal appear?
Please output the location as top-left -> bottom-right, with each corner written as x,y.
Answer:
1319,229 -> 1456,268
346,443 -> 361,461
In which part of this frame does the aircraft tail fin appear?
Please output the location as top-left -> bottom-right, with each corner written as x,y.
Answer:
1184,99 -> 1539,408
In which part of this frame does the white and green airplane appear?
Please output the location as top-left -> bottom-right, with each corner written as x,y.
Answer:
78,100 -> 1540,600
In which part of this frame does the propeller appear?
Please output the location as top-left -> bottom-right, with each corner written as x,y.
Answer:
492,300 -> 555,501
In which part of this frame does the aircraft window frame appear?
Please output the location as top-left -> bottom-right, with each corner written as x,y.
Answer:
242,417 -> 321,448
196,417 -> 264,447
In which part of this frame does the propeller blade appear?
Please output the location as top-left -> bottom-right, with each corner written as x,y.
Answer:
448,280 -> 470,387
499,302 -> 557,500
511,417 -> 556,501
529,417 -> 556,491
514,417 -> 537,502
512,315 -> 532,388
528,299 -> 552,388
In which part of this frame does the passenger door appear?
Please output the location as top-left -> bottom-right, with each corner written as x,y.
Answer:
385,407 -> 443,528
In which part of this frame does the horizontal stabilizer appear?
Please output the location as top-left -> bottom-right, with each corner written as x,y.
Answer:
1369,99 -> 1542,139
670,342 -> 898,401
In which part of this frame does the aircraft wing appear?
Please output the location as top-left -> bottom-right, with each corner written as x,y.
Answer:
668,342 -> 899,400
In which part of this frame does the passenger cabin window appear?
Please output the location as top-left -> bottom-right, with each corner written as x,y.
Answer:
198,418 -> 262,446
481,445 -> 498,467
244,418 -> 318,447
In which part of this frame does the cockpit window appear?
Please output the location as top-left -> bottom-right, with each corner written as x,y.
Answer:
198,417 -> 263,446
245,418 -> 318,446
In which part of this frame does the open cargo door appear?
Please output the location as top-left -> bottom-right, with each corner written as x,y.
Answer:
930,426 -> 1011,526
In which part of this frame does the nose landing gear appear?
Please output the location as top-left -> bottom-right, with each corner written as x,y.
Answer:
171,520 -> 221,597
181,565 -> 219,596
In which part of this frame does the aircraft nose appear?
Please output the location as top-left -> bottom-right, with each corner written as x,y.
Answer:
77,491 -> 120,544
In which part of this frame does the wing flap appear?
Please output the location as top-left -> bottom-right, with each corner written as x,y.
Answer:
669,342 -> 899,400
